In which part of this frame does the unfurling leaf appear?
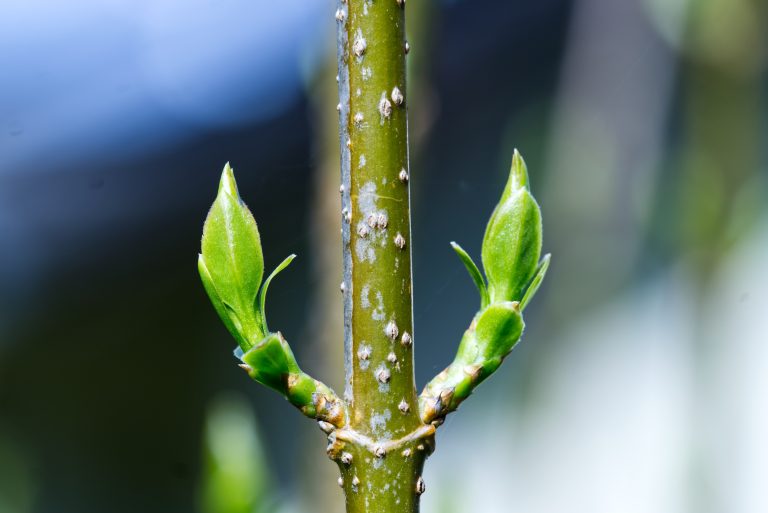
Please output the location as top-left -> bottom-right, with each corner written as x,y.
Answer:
450,242 -> 489,309
259,254 -> 296,334
520,253 -> 551,311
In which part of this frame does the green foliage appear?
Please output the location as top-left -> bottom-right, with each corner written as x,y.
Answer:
198,165 -> 345,427
421,150 -> 549,423
196,9 -> 551,503
482,150 -> 545,305
451,150 -> 550,313
198,164 -> 295,351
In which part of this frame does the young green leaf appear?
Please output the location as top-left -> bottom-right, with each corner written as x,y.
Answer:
450,242 -> 489,309
481,150 -> 542,304
258,254 -> 296,334
520,253 -> 551,311
200,163 -> 265,347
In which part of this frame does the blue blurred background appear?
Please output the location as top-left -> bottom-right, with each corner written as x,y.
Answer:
1,0 -> 766,512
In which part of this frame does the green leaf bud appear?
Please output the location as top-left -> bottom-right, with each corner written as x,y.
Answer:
199,163 -> 265,349
481,150 -> 543,304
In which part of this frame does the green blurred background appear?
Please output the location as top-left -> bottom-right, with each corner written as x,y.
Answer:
1,0 -> 766,512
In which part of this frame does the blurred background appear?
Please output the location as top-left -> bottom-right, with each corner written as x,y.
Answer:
1,0 -> 766,512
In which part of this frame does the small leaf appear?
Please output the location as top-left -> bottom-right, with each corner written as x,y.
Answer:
482,150 -> 542,304
450,242 -> 489,309
520,253 -> 551,311
200,163 -> 264,346
258,254 -> 296,334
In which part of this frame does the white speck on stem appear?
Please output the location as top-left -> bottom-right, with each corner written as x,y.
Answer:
394,233 -> 406,249
387,352 -> 398,364
416,477 -> 426,495
340,282 -> 346,293
358,343 -> 372,370
399,168 -> 409,182
405,41 -> 410,54
354,112 -> 364,125
385,320 -> 399,340
341,452 -> 353,465
358,225 -> 370,238
377,213 -> 388,229
377,367 -> 391,384
379,92 -> 393,120
391,86 -> 404,106
401,448 -> 412,458
374,446 -> 386,458
398,399 -> 410,413
335,9 -> 345,21
336,103 -> 342,112
353,30 -> 367,57
401,331 -> 412,347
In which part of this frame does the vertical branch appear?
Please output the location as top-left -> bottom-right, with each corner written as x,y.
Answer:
335,1 -> 429,511
337,0 -> 418,436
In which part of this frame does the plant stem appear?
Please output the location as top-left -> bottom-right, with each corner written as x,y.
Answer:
335,1 -> 432,511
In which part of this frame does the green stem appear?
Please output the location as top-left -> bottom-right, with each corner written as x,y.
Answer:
335,1 -> 431,511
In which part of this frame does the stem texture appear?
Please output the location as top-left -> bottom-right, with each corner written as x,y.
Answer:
335,1 -> 431,511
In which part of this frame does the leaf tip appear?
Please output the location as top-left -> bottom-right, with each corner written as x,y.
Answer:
510,149 -> 529,191
218,162 -> 239,198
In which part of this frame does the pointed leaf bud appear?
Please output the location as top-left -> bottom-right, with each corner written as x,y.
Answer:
200,163 -> 265,349
482,150 -> 542,304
